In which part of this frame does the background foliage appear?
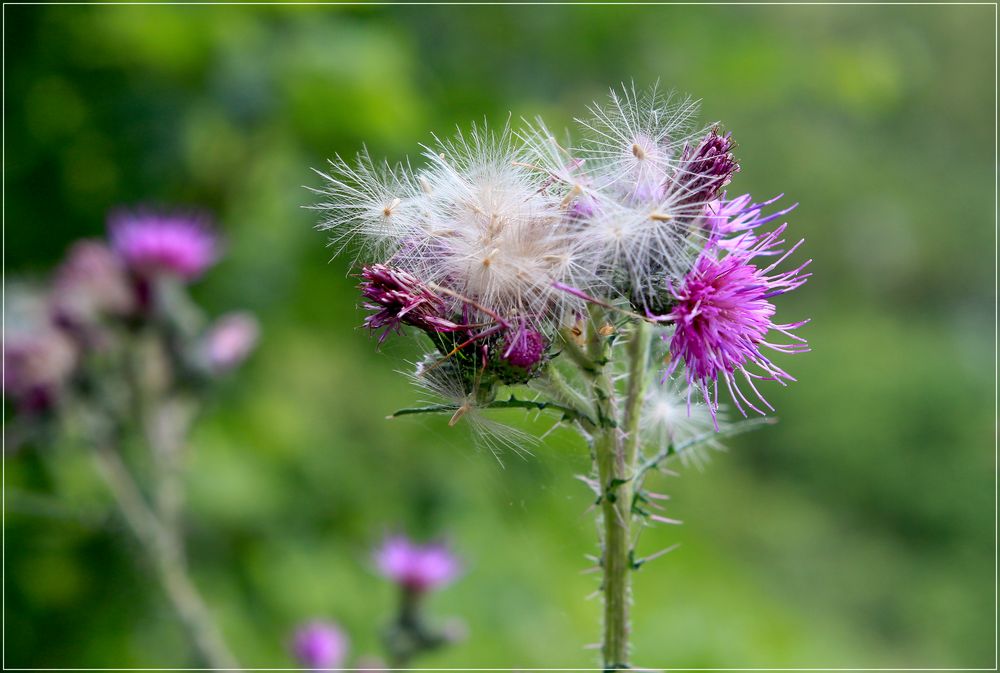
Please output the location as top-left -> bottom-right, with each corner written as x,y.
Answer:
4,4 -> 995,668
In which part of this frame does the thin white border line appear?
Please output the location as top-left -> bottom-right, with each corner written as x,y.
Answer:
0,2 -> 998,5
0,2 -> 996,672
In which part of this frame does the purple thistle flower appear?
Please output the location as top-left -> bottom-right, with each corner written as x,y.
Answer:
360,264 -> 462,343
664,225 -> 811,425
108,208 -> 218,281
670,129 -> 739,210
291,621 -> 348,670
374,535 -> 460,593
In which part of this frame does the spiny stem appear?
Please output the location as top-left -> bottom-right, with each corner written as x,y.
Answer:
583,307 -> 639,671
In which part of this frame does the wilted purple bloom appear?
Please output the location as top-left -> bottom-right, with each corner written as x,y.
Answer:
201,312 -> 259,374
291,621 -> 348,670
109,208 -> 218,281
374,535 -> 460,593
664,225 -> 810,425
51,240 -> 136,329
360,264 -> 462,343
670,129 -> 739,210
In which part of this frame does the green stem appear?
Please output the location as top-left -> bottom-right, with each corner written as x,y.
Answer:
580,314 -> 652,670
581,308 -> 640,671
622,321 -> 651,472
146,398 -> 194,545
90,442 -> 240,670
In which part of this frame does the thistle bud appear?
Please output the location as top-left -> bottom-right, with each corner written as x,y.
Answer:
494,328 -> 547,384
200,312 -> 260,374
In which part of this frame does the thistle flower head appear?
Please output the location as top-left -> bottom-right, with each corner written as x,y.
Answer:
527,85 -> 741,312
108,208 -> 218,281
317,124 -> 590,334
291,621 -> 348,670
313,83 -> 811,439
374,535 -> 460,593
665,227 -> 811,423
575,83 -> 704,203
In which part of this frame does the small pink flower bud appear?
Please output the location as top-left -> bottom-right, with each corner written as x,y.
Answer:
201,312 -> 259,374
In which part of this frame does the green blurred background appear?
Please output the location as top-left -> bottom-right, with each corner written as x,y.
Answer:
4,4 -> 995,669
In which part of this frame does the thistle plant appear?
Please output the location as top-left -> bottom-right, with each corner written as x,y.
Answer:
4,208 -> 258,669
312,84 -> 810,669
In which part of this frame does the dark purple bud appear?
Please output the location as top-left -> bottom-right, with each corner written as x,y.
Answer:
501,328 -> 547,370
670,129 -> 739,209
492,327 -> 547,384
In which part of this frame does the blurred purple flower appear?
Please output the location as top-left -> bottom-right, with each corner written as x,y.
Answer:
109,208 -> 218,281
360,264 -> 462,343
51,240 -> 136,329
291,621 -> 348,670
374,535 -> 460,593
201,312 -> 259,374
664,225 -> 811,425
